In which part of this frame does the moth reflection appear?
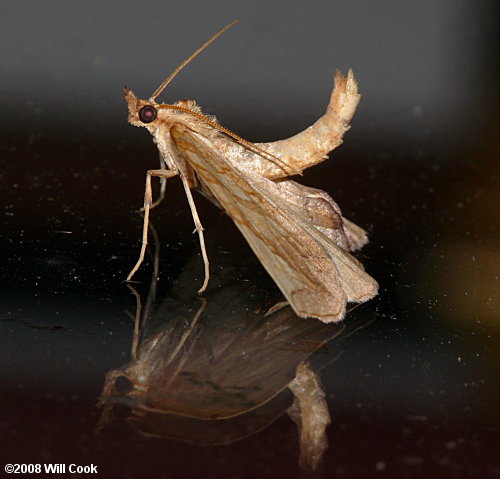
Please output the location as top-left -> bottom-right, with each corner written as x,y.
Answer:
98,224 -> 372,470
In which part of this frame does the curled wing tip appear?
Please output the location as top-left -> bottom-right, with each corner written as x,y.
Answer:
333,68 -> 358,93
347,68 -> 358,88
329,68 -> 361,120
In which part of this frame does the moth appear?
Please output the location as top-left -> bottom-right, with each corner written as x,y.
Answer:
124,20 -> 378,322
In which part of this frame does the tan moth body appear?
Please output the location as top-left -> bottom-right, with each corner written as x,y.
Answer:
125,21 -> 378,322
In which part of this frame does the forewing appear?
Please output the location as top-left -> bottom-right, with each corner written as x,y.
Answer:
170,125 -> 377,322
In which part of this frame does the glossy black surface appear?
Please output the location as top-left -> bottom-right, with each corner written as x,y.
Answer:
1,2 -> 498,478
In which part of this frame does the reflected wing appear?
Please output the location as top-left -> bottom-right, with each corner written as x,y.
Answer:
170,125 -> 377,322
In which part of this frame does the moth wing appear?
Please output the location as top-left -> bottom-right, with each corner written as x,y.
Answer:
250,70 -> 361,180
273,179 -> 369,251
341,217 -> 369,251
170,125 -> 377,322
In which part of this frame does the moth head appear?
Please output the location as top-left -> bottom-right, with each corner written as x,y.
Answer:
124,87 -> 159,129
123,20 -> 241,136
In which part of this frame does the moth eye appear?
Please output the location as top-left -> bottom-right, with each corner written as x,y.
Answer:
138,105 -> 157,123
114,375 -> 134,394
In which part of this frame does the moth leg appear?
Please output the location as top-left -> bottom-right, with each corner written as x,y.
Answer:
163,297 -> 207,379
179,174 -> 210,294
126,284 -> 142,361
264,300 -> 290,317
147,151 -> 168,210
127,168 -> 177,282
168,124 -> 209,293
151,178 -> 167,209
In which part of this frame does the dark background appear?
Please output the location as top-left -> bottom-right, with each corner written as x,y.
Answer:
0,1 -> 498,478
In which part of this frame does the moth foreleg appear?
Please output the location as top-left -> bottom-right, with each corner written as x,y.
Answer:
179,174 -> 210,294
145,151 -> 168,210
127,168 -> 177,282
151,177 -> 167,209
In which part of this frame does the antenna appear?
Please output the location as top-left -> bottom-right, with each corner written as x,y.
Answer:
150,19 -> 241,101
